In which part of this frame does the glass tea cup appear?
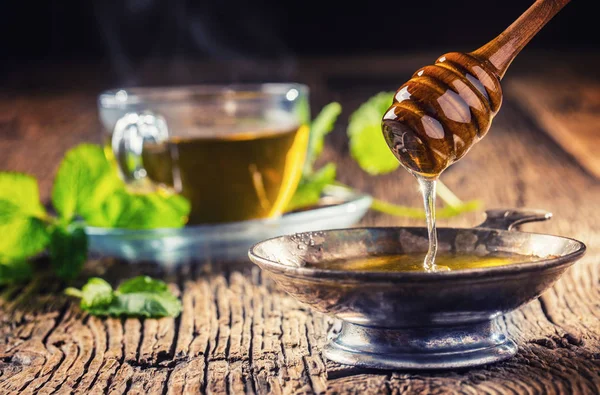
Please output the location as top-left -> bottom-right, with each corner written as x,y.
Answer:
97,84 -> 310,225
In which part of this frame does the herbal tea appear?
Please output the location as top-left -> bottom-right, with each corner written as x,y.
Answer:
313,251 -> 539,272
107,124 -> 309,224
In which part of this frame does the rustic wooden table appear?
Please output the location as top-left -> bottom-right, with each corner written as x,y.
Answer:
1,54 -> 599,394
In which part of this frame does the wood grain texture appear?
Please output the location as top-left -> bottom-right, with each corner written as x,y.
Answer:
0,56 -> 599,394
508,75 -> 600,179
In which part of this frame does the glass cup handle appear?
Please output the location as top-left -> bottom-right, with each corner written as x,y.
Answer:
111,111 -> 169,187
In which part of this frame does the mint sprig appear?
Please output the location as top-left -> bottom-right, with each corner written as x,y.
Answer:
53,144 -> 190,230
0,143 -> 190,283
65,276 -> 182,318
0,144 -> 188,318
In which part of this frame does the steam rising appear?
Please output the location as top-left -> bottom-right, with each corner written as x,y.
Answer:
92,0 -> 296,85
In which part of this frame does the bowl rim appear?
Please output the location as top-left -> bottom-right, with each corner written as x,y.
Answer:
248,226 -> 587,282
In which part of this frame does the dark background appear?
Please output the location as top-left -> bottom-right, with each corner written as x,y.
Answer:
1,0 -> 596,85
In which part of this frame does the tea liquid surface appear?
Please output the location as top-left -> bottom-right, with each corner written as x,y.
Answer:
142,125 -> 309,224
105,123 -> 309,224
311,251 -> 539,273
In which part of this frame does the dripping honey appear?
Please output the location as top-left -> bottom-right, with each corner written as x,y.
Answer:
380,52 -> 506,271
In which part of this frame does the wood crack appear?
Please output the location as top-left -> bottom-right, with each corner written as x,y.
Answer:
537,296 -> 582,347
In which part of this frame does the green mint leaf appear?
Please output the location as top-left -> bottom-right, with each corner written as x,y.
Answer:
66,277 -> 113,309
304,102 -> 342,174
0,217 -> 50,260
287,163 -> 337,211
49,223 -> 88,281
110,276 -> 181,317
81,278 -> 113,309
107,291 -> 182,318
0,173 -> 50,259
52,144 -> 122,222
86,190 -> 190,229
66,276 -> 182,318
0,199 -> 20,224
116,275 -> 169,294
0,172 -> 47,219
347,92 -> 400,175
51,143 -> 190,229
0,258 -> 32,285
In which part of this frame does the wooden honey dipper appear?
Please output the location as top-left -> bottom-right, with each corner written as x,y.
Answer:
382,0 -> 571,178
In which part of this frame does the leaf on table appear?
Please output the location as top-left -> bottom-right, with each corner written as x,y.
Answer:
0,258 -> 32,285
51,144 -> 123,222
305,102 -> 342,174
65,277 -> 113,309
85,189 -> 190,229
110,276 -> 181,317
65,275 -> 182,318
287,163 -> 337,211
117,275 -> 169,293
0,173 -> 50,259
106,291 -> 182,318
347,92 -> 399,175
49,222 -> 88,281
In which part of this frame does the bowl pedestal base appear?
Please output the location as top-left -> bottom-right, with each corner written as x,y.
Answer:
324,319 -> 517,370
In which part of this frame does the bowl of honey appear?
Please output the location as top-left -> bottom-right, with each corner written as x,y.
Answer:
248,208 -> 586,370
249,0 -> 580,371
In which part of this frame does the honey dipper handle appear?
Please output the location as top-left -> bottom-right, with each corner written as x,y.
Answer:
471,0 -> 571,79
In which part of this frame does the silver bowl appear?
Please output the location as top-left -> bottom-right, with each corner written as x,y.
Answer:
248,209 -> 586,370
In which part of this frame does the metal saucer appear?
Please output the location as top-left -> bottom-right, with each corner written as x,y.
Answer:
248,209 -> 586,370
